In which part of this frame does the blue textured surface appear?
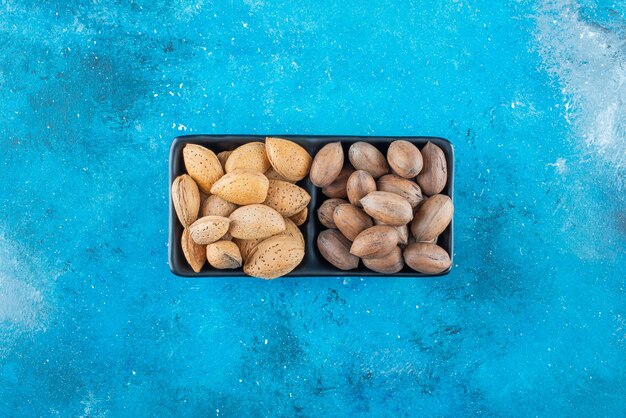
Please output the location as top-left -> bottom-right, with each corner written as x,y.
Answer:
1,0 -> 625,416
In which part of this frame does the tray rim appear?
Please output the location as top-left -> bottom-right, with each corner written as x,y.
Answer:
169,134 -> 454,278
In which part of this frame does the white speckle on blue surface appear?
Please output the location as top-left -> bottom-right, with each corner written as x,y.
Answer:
547,158 -> 568,174
0,234 -> 50,359
0,0 -> 624,416
536,0 -> 626,188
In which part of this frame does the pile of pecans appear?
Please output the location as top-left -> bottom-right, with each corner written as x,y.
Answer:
312,140 -> 454,274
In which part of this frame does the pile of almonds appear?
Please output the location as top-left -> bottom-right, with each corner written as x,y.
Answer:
312,140 -> 454,274
172,138 -> 312,279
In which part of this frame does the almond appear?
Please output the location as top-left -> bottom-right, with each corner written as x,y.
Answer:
322,165 -> 355,198
280,217 -> 305,247
199,191 -> 210,205
225,142 -> 271,173
360,191 -> 413,226
317,198 -> 348,229
333,203 -> 374,241
290,207 -> 308,227
181,228 -> 206,273
265,137 -> 312,182
210,169 -> 269,205
376,174 -> 423,208
188,216 -> 230,245
264,167 -> 294,183
201,195 -> 238,218
387,140 -> 423,178
416,142 -> 447,195
310,142 -> 344,187
172,174 -> 200,228
348,142 -> 389,178
233,237 -> 264,262
404,243 -> 451,274
244,235 -> 305,279
362,246 -> 404,274
410,194 -> 453,242
216,150 -> 232,170
263,180 -> 311,217
346,170 -> 377,207
317,229 -> 359,270
183,144 -> 224,193
229,204 -> 286,240
206,240 -> 242,269
350,226 -> 399,259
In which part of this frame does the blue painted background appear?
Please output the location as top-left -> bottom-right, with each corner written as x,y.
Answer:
1,0 -> 625,416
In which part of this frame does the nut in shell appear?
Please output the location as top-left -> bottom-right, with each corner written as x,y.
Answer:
360,191 -> 413,226
263,180 -> 311,217
265,137 -> 312,182
233,237 -> 264,262
374,219 -> 409,246
348,142 -> 389,178
206,240 -> 242,269
333,203 -> 374,241
317,229 -> 359,270
411,194 -> 453,242
310,142 -> 344,187
210,169 -> 270,205
216,150 -> 232,169
322,165 -> 355,198
264,167 -> 293,183
376,174 -> 423,208
395,224 -> 409,245
189,216 -> 231,245
416,141 -> 447,195
317,198 -> 348,229
280,217 -> 305,247
244,235 -> 305,279
228,204 -> 286,240
183,144 -> 224,193
225,142 -> 271,173
290,207 -> 308,227
346,170 -> 377,207
201,195 -> 237,218
403,243 -> 451,274
362,246 -> 404,274
387,140 -> 423,178
350,225 -> 399,259
181,228 -> 206,273
172,174 -> 200,228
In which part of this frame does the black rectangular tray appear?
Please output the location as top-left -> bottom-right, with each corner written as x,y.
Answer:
169,135 -> 454,277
